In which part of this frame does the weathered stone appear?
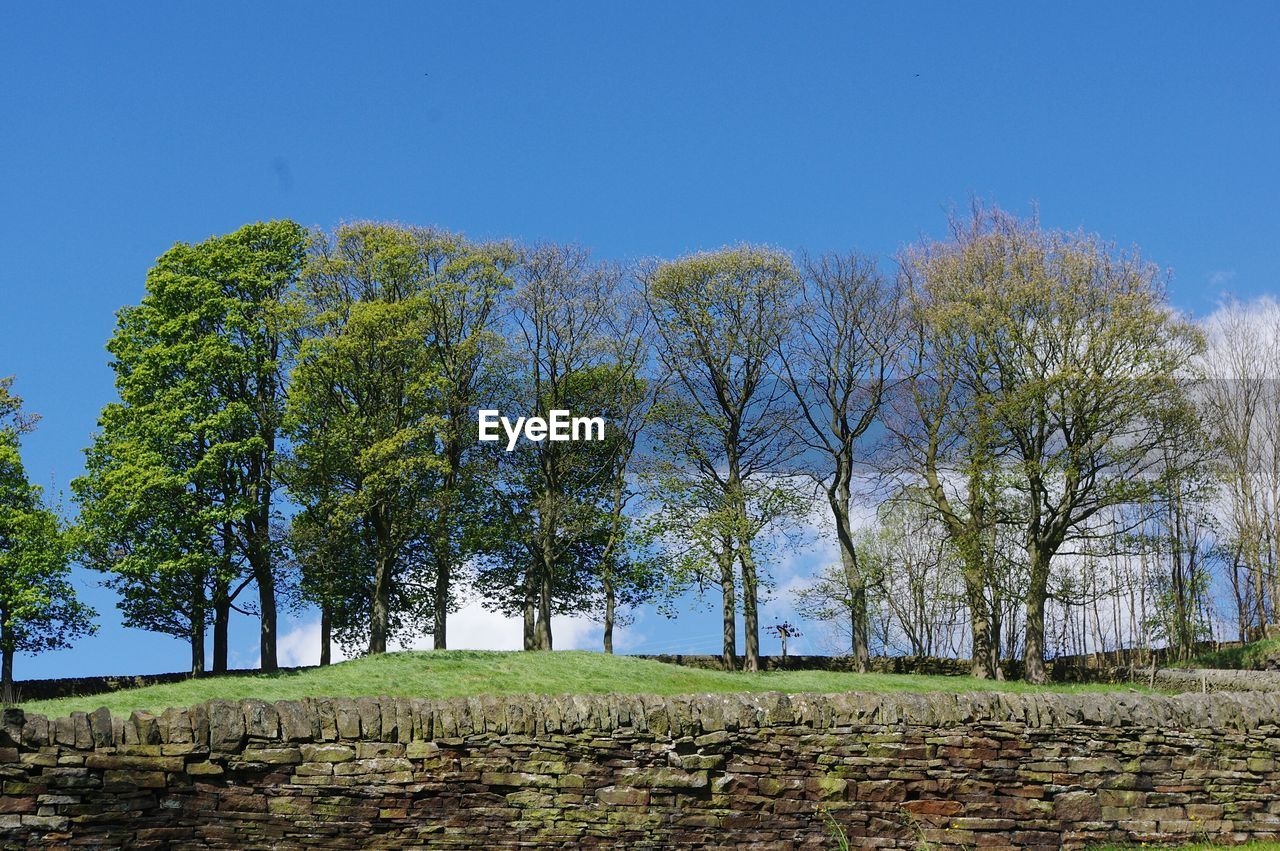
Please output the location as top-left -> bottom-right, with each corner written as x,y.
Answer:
0,709 -> 25,747
617,767 -> 709,789
355,742 -> 404,760
355,698 -> 381,740
160,707 -> 192,744
128,710 -> 160,745
596,786 -> 650,806
1054,790 -> 1101,821
85,754 -> 184,772
241,747 -> 302,765
88,707 -> 114,748
184,761 -> 224,777
103,769 -> 166,789
206,700 -> 245,749
332,699 -> 361,740
242,699 -> 279,740
300,744 -> 355,763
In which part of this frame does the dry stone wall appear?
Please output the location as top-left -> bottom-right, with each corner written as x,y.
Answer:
4,690 -> 1280,849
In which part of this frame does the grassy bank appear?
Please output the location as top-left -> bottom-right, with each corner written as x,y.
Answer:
1178,637 -> 1280,671
17,650 -> 1154,718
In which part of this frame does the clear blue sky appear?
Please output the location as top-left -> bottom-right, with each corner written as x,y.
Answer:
3,3 -> 1278,679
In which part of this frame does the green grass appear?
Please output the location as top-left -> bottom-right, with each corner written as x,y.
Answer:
16,650 -> 1156,718
1177,637 -> 1280,670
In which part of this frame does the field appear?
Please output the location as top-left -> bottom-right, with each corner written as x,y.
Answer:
18,650 -> 1154,718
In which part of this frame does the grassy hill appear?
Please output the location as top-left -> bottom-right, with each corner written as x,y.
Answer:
19,650 -> 1151,718
1178,637 -> 1280,671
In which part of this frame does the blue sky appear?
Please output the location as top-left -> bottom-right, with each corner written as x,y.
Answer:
3,3 -> 1278,679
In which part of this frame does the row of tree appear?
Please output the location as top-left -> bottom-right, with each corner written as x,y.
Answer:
1,205 -> 1273,694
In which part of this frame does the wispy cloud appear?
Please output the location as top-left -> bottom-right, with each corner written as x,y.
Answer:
1207,269 -> 1236,288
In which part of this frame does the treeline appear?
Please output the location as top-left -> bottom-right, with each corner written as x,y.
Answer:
1,205 -> 1277,695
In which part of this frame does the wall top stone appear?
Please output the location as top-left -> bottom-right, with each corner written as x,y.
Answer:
6,688 -> 1280,753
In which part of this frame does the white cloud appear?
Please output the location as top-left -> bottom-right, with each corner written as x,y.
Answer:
1207,269 -> 1236,288
275,600 -> 637,666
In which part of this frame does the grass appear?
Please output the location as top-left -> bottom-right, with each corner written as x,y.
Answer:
16,650 -> 1156,718
1177,637 -> 1280,671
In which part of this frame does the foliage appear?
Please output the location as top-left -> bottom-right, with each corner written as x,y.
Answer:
1179,637 -> 1280,671
73,220 -> 306,673
899,204 -> 1203,681
286,223 -> 463,655
0,385 -> 94,699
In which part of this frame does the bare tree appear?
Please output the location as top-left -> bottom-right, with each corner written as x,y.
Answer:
777,252 -> 905,670
1199,298 -> 1280,637
643,246 -> 801,672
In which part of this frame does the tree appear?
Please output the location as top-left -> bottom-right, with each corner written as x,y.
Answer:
419,239 -> 516,649
644,246 -> 801,672
286,223 -> 455,656
596,290 -> 666,653
888,243 -> 1009,679
1198,298 -> 1280,638
473,244 -> 627,650
0,379 -> 94,701
75,221 -> 304,673
777,251 -> 904,671
75,400 -> 230,674
902,206 -> 1203,682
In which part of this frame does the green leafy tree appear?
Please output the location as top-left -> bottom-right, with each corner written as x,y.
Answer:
0,379 -> 94,701
419,237 -> 516,648
473,245 -> 635,650
75,221 -> 305,672
594,298 -> 667,653
287,223 -> 468,656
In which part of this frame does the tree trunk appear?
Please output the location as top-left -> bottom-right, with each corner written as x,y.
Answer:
602,567 -> 615,654
1022,543 -> 1052,684
432,460 -> 459,650
850,582 -> 868,670
533,505 -> 555,651
433,550 -> 450,650
740,544 -> 761,673
369,552 -> 392,655
320,604 -> 332,666
1,649 -> 12,706
1,611 -> 12,705
523,573 -> 538,651
831,476 -> 869,672
191,610 -> 206,677
253,361 -> 280,673
190,570 -> 206,677
252,543 -> 278,670
213,595 -> 230,674
535,569 -> 553,650
214,525 -> 233,674
718,540 -> 737,671
988,603 -> 1005,681
962,560 -> 996,680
